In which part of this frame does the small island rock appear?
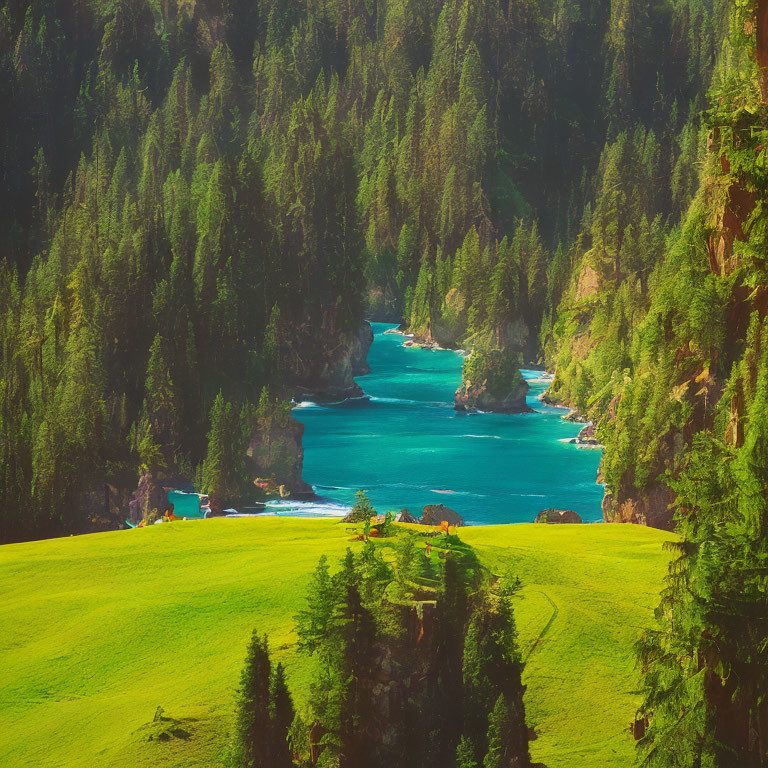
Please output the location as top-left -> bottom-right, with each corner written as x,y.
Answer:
535,508 -> 583,524
245,406 -> 313,498
454,345 -> 531,414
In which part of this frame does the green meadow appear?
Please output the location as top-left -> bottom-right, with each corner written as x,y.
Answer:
0,519 -> 672,768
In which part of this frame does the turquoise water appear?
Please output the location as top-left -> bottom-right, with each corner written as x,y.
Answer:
168,490 -> 205,519
287,323 -> 604,524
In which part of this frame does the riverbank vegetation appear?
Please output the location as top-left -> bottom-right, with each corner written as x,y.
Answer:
0,518 -> 672,768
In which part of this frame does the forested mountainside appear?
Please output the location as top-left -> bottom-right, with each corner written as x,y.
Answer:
545,3 -> 768,534
544,3 -> 768,763
0,0 -> 729,542
5,1 -> 768,762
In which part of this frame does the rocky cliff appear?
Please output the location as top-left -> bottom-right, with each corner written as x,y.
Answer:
455,346 -> 531,414
286,318 -> 373,402
245,407 -> 313,497
543,23 -> 768,533
123,317 -> 371,521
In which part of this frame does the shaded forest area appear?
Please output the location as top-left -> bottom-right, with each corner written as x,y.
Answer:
231,532 -> 531,768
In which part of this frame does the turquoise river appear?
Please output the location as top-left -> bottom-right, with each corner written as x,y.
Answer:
274,322 -> 605,524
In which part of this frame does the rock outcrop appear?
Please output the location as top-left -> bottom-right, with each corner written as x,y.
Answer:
455,346 -> 531,414
597,425 -> 684,531
246,409 -> 313,497
305,596 -> 530,768
601,483 -> 675,531
288,319 -> 374,402
77,474 -> 133,531
421,504 -> 465,527
535,508 -> 583,524
395,509 -> 418,523
367,284 -> 403,322
128,472 -> 170,525
455,376 -> 530,413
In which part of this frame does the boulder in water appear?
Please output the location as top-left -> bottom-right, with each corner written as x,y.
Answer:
421,504 -> 465,527
534,508 -> 583,524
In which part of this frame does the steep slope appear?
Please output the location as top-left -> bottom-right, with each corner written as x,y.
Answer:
544,1 -> 768,533
543,4 -> 768,761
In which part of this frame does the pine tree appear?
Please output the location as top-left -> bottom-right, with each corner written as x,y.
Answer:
347,489 -> 377,523
269,662 -> 294,768
295,555 -> 336,655
338,581 -> 378,768
231,631 -> 273,768
200,391 -> 244,509
143,333 -> 179,449
462,581 -> 524,760
457,734 -> 480,768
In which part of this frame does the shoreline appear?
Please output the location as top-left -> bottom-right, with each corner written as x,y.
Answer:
280,323 -> 603,525
168,507 -> 609,526
384,325 -> 461,354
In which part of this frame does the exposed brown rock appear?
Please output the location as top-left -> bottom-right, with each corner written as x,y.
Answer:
601,490 -> 614,522
575,263 -> 601,301
395,509 -> 418,524
367,283 -> 403,322
78,476 -> 132,531
602,483 -> 675,531
454,346 -> 531,414
455,375 -> 530,413
128,472 -> 169,525
246,413 -> 313,497
421,504 -> 465,527
287,317 -> 374,402
535,508 -> 583,524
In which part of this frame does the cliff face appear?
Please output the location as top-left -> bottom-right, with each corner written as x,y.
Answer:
122,318 -> 370,520
245,407 -> 313,497
544,22 -> 768,533
455,346 -> 531,414
128,472 -> 170,524
601,483 -> 676,530
79,473 -> 134,530
455,376 -> 530,413
286,319 -> 373,401
367,284 -> 403,323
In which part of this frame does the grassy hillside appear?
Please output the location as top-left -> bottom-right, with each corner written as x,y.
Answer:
0,519 -> 672,768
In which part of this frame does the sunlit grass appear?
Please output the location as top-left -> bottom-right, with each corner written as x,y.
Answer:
0,518 -> 672,768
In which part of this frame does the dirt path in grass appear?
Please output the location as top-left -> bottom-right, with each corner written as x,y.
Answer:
525,591 -> 559,661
